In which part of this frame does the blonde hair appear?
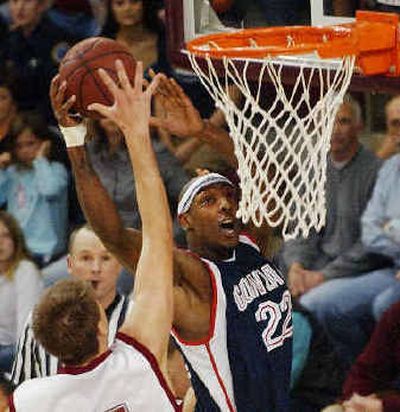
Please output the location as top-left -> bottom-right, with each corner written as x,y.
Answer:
0,211 -> 31,279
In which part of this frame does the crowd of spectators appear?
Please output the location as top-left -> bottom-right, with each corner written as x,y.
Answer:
1,1 -> 400,411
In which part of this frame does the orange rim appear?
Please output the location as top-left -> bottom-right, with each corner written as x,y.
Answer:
186,10 -> 400,75
187,25 -> 356,59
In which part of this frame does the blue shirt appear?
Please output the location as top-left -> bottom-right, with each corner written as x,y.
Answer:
0,158 -> 68,257
362,154 -> 400,267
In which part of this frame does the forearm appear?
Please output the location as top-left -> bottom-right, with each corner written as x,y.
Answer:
124,129 -> 172,246
68,146 -> 141,269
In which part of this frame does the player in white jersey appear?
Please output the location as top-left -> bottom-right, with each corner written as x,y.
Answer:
9,61 -> 179,412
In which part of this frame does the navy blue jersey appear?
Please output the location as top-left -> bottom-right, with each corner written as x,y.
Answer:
173,234 -> 292,411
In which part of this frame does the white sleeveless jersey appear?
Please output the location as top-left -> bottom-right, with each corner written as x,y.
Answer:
10,332 -> 180,412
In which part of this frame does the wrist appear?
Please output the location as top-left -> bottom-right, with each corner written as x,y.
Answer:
192,119 -> 209,140
59,123 -> 87,148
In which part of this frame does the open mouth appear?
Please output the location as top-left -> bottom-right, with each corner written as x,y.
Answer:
91,280 -> 99,289
219,219 -> 237,236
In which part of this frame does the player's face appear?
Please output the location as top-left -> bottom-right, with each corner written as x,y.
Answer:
14,128 -> 42,165
330,103 -> 359,158
0,87 -> 15,122
0,220 -> 15,265
184,183 -> 240,258
9,0 -> 43,30
68,229 -> 122,308
386,101 -> 400,146
111,0 -> 143,28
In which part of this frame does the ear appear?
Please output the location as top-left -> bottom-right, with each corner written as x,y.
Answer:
66,254 -> 73,275
178,213 -> 191,231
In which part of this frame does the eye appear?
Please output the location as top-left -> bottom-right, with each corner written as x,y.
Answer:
200,195 -> 214,207
80,255 -> 92,262
102,255 -> 111,262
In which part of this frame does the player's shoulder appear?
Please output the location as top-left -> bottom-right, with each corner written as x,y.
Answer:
12,374 -> 59,405
238,232 -> 261,252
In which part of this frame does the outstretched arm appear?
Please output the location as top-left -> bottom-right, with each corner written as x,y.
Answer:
50,76 -> 141,273
89,61 -> 173,363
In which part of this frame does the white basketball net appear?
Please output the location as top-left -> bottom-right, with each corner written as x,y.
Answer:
187,53 -> 355,239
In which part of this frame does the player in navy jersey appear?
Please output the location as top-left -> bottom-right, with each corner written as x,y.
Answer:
52,65 -> 293,411
10,62 -> 179,411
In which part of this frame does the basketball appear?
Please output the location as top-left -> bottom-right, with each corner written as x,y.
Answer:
58,37 -> 136,119
210,0 -> 233,14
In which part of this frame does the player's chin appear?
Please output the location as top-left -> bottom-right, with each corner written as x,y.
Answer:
219,231 -> 239,248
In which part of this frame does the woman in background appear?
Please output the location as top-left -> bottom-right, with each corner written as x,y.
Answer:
0,211 -> 43,373
101,0 -> 168,74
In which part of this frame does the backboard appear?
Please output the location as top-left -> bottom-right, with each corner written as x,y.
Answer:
165,0 -> 400,93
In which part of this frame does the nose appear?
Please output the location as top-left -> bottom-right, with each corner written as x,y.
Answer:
219,196 -> 233,212
91,258 -> 101,273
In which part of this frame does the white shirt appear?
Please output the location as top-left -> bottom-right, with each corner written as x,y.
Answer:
11,333 -> 179,412
0,260 -> 43,345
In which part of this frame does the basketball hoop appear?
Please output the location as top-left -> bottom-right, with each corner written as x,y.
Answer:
186,11 -> 400,240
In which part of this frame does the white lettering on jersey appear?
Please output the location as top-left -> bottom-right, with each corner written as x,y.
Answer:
255,290 -> 293,352
233,264 -> 285,311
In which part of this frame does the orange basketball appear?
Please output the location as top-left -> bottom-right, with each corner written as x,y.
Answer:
210,0 -> 233,13
59,37 -> 136,119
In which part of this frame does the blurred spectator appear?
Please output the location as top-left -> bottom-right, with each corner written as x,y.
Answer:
281,97 -> 384,361
101,0 -> 168,74
0,113 -> 68,268
362,152 -> 400,321
0,0 -> 77,121
0,75 -> 17,169
0,211 -> 43,374
310,152 -> 400,370
47,0 -> 106,38
376,96 -> 400,160
322,300 -> 400,412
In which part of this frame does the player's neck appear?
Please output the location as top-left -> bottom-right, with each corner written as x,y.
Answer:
188,238 -> 234,261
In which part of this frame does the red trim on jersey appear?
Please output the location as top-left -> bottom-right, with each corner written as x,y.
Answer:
116,332 -> 181,411
239,232 -> 260,251
206,343 -> 236,412
8,394 -> 15,412
172,256 -> 218,346
58,349 -> 112,375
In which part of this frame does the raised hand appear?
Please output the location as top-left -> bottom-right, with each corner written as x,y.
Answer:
150,74 -> 204,138
88,60 -> 161,136
50,75 -> 80,128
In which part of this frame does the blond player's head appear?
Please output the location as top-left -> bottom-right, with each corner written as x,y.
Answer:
32,278 -> 108,366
